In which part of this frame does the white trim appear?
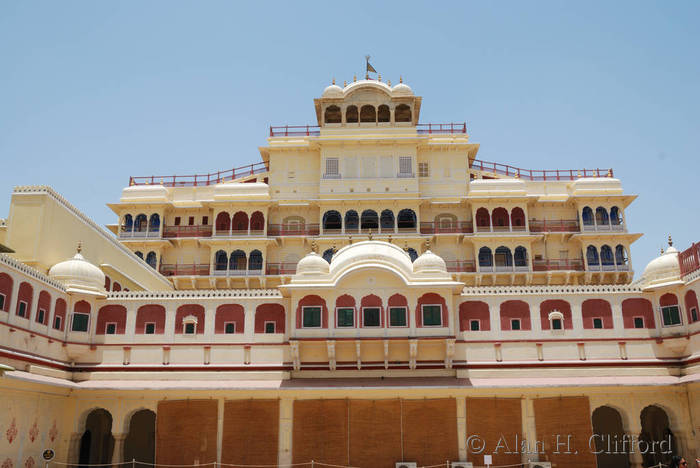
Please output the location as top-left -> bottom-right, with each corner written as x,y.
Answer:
361,306 -> 381,328
388,306 -> 408,328
335,307 -> 355,328
421,304 -> 443,327
301,306 -> 322,329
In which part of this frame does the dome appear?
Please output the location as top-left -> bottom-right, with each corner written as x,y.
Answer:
296,251 -> 330,275
641,245 -> 681,288
49,249 -> 106,296
392,82 -> 413,96
322,83 -> 343,98
413,250 -> 447,274
330,241 -> 414,277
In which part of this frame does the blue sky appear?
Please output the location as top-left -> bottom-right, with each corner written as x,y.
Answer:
1,1 -> 698,274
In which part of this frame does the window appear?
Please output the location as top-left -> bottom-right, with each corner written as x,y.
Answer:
265,322 -> 276,334
174,217 -> 181,226
336,308 -> 354,328
661,306 -> 681,326
302,306 -> 322,328
362,307 -> 380,327
634,317 -> 644,329
399,156 -> 412,176
551,318 -> 562,330
145,323 -> 156,334
325,158 -> 339,177
511,319 -> 521,331
105,323 -> 117,335
184,323 -> 195,334
422,305 -> 442,327
37,309 -> 46,324
0,293 -> 4,310
53,316 -> 62,330
418,162 -> 430,178
389,307 -> 407,327
470,320 -> 480,331
692,307 -> 698,323
224,322 -> 235,334
593,318 -> 603,329
72,313 -> 89,332
17,301 -> 27,318
202,216 -> 209,225
188,216 -> 195,226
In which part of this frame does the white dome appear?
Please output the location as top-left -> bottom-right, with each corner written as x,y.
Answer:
641,246 -> 681,288
322,84 -> 343,98
49,251 -> 106,296
392,82 -> 413,96
330,241 -> 414,277
413,250 -> 447,274
296,252 -> 330,275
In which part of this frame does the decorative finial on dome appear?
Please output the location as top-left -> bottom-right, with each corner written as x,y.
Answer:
353,75 -> 357,82
668,235 -> 673,247
77,241 -> 82,254
311,239 -> 318,253
343,80 -> 347,87
661,247 -> 665,255
378,74 -> 381,82
388,235 -> 392,244
332,244 -> 337,253
368,230 -> 373,240
425,238 -> 431,251
348,235 -> 352,245
387,79 -> 391,86
332,78 -> 336,85
399,76 -> 403,83
404,240 -> 409,251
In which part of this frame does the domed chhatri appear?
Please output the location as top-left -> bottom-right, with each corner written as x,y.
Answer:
413,249 -> 447,275
296,251 -> 330,276
48,243 -> 106,296
641,236 -> 682,289
321,79 -> 343,98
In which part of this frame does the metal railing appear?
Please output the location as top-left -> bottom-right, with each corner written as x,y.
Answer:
119,229 -> 161,239
211,268 -> 264,277
472,159 -> 613,181
416,122 -> 467,134
162,225 -> 213,238
445,260 -> 476,272
420,221 -> 474,234
129,162 -> 268,187
581,223 -> 625,232
266,263 -> 298,275
159,264 -> 210,276
587,263 -> 630,272
679,242 -> 700,276
529,219 -> 580,232
269,125 -> 320,137
532,259 -> 585,271
267,224 -> 320,236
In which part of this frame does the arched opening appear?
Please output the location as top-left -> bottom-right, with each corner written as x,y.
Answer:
492,207 -> 509,231
145,251 -> 157,269
250,211 -> 265,233
587,245 -> 600,266
380,210 -> 395,230
0,272 -> 13,312
377,104 -> 390,122
229,250 -> 247,271
324,105 -> 341,124
361,209 -> 379,230
134,214 -> 148,232
397,209 -> 416,231
148,214 -> 160,232
406,248 -> 418,262
322,248 -> 335,263
475,208 -> 490,230
215,212 -> 231,232
395,104 -> 411,122
249,250 -> 263,270
510,207 -> 526,229
346,105 -> 358,123
610,206 -> 622,225
344,210 -> 359,232
592,406 -> 630,468
112,282 -> 121,292
494,246 -> 513,268
322,210 -> 342,231
582,206 -> 594,226
601,245 -> 615,266
122,214 -> 133,233
478,247 -> 493,268
360,105 -> 376,122
514,246 -> 528,267
134,251 -> 144,259
215,250 -> 228,271
79,408 -> 114,467
123,409 -> 156,465
232,211 -> 249,233
640,405 -> 676,467
596,207 -> 609,225
435,213 -> 457,231
615,245 -> 628,266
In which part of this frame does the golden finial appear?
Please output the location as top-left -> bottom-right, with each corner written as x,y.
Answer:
404,240 -> 409,251
160,178 -> 164,185
343,80 -> 347,87
661,247 -> 665,255
353,75 -> 357,82
607,169 -> 613,178
129,179 -> 134,186
332,78 -> 336,85
378,74 -> 382,82
311,239 -> 318,253
668,235 -> 673,247
399,76 -> 403,83
368,230 -> 373,240
425,238 -> 431,251
348,235 -> 352,245
387,235 -> 392,244
514,172 -> 519,179
387,79 -> 391,86
332,244 -> 337,253
77,241 -> 82,254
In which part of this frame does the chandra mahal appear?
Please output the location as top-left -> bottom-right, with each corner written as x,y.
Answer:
0,75 -> 698,468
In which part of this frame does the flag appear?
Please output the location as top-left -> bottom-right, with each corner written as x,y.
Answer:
366,60 -> 377,73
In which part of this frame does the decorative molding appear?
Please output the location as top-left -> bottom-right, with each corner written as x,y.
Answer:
461,284 -> 643,296
0,254 -> 66,291
108,288 -> 283,299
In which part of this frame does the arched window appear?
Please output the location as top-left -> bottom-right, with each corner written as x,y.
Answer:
478,247 -> 493,267
324,105 -> 341,124
361,209 -> 378,230
600,245 -> 614,265
134,251 -> 144,259
435,213 -> 457,231
586,245 -> 599,265
215,250 -> 228,270
360,105 -> 376,123
344,210 -> 359,232
322,248 -> 335,263
249,250 -> 263,270
514,246 -> 528,267
610,206 -> 622,225
145,251 -> 157,269
149,214 -> 160,231
475,208 -> 490,229
511,207 -> 525,229
215,212 -> 231,232
494,246 -> 513,267
582,207 -> 594,226
397,209 -> 416,230
406,248 -> 418,262
377,104 -> 390,122
122,214 -> 133,232
232,211 -> 249,232
615,245 -> 627,265
229,250 -> 247,270
134,214 -> 148,232
346,105 -> 358,123
492,207 -> 509,230
592,406 -> 630,468
380,210 -> 395,230
250,211 -> 265,233
395,104 -> 411,122
322,210 -> 342,230
595,207 -> 609,225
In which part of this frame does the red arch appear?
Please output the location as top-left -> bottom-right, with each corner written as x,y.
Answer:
581,299 -> 613,329
296,295 -> 328,329
53,298 -> 66,330
16,282 -> 33,319
215,212 -> 231,231
0,272 -> 12,312
255,303 -> 285,333
104,276 -> 111,291
388,294 -> 408,307
232,212 -> 249,232
74,300 -> 91,314
36,290 -> 51,324
622,298 -> 655,329
511,207 -> 525,228
361,294 -> 384,327
659,293 -> 678,307
475,208 -> 490,228
459,301 -> 490,331
540,299 -> 572,330
415,293 -> 448,328
175,304 -> 205,334
96,305 -> 127,334
500,300 -> 531,330
250,211 -> 265,232
215,304 -> 245,333
685,290 -> 699,323
112,282 -> 121,292
492,207 -> 509,229
136,305 -> 165,334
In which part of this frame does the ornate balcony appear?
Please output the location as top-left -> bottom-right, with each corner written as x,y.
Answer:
162,225 -> 213,238
267,224 -> 320,237
119,229 -> 160,239
532,259 -> 585,271
159,263 -> 210,276
529,219 -> 580,233
420,221 -> 473,234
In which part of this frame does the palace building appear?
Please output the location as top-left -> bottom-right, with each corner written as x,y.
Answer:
0,76 -> 698,468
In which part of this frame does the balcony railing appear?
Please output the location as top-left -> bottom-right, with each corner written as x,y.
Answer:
416,123 -> 467,134
679,242 -> 700,277
420,221 -> 474,234
270,125 -> 320,137
587,263 -> 630,272
119,229 -> 160,239
529,219 -> 580,233
267,224 -> 320,237
129,161 -> 268,187
162,225 -> 213,238
211,268 -> 264,277
474,225 -> 527,233
478,264 -> 531,273
472,159 -> 613,181
266,263 -> 298,275
159,263 -> 210,276
532,259 -> 585,271
213,228 -> 266,237
581,223 -> 625,232
445,260 -> 476,272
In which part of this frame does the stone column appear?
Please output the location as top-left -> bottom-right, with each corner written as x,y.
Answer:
278,398 -> 294,467
457,397 -> 467,461
112,433 -> 127,463
521,396 -> 540,464
67,432 -> 82,465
